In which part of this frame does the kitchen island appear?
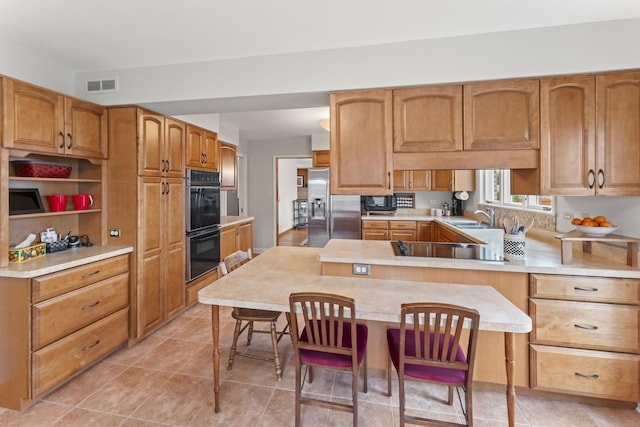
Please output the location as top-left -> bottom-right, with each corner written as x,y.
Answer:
198,245 -> 532,426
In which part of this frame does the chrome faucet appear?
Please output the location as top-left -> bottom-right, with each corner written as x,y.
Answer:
474,207 -> 495,228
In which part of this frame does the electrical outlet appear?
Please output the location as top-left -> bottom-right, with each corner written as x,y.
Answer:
109,229 -> 121,237
352,263 -> 370,275
563,212 -> 574,220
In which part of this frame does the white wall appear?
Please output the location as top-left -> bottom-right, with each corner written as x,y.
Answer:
73,19 -> 640,106
246,137 -> 312,251
277,159 -> 299,234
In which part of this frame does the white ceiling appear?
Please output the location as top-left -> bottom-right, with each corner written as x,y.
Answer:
3,0 -> 640,141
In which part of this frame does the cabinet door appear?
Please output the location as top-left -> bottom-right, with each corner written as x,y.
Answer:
219,142 -> 237,190
138,177 -> 164,335
64,97 -> 107,159
138,111 -> 164,176
164,178 -> 185,319
238,221 -> 253,253
330,90 -> 393,195
362,229 -> 388,240
417,221 -> 434,241
220,225 -> 238,261
411,170 -> 430,190
464,79 -> 539,150
596,71 -> 640,196
2,78 -> 65,154
540,75 -> 596,195
431,170 -> 453,191
393,85 -> 463,152
185,125 -> 205,168
389,230 -> 416,241
393,170 -> 409,190
202,130 -> 218,171
164,118 -> 185,178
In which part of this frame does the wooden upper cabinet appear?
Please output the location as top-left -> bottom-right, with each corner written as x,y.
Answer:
312,150 -> 330,167
540,75 -> 596,195
394,170 -> 429,191
393,85 -> 463,152
464,79 -> 540,150
219,142 -> 237,190
596,71 -> 640,196
164,118 -> 185,178
330,89 -> 393,195
2,78 -> 106,158
186,124 -> 218,171
138,111 -> 164,176
431,170 -> 475,192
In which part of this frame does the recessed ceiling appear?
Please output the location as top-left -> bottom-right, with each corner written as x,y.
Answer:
2,0 -> 639,141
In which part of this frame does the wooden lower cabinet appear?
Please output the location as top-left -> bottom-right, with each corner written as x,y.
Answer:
529,274 -> 640,401
417,221 -> 434,241
435,224 -> 473,243
220,219 -> 254,261
389,221 -> 416,241
0,254 -> 130,410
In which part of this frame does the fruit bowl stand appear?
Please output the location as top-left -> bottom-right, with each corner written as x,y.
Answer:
557,229 -> 639,267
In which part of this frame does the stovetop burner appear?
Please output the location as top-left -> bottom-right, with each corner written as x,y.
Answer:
392,241 -> 505,262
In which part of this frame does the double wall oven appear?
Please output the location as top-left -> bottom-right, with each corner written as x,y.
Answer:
185,170 -> 221,282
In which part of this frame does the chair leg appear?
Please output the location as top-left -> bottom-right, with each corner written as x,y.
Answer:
269,321 -> 283,381
227,319 -> 242,371
448,385 -> 454,405
309,366 -> 314,384
399,374 -> 405,427
285,312 -> 293,343
247,321 -> 254,345
352,365 -> 358,427
295,360 -> 302,427
387,355 -> 392,397
362,351 -> 368,393
465,384 -> 473,427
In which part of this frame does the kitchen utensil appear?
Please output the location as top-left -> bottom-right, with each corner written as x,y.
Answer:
503,216 -> 514,234
523,217 -> 535,233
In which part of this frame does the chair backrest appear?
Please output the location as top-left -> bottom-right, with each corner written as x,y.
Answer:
218,249 -> 252,279
289,292 -> 358,360
399,303 -> 479,375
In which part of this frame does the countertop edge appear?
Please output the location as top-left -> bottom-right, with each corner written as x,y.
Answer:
219,216 -> 254,228
0,246 -> 133,278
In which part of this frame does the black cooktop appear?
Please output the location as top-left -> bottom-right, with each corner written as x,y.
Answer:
392,241 -> 505,262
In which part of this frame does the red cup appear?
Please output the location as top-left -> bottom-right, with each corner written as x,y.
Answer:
47,194 -> 68,212
72,194 -> 93,211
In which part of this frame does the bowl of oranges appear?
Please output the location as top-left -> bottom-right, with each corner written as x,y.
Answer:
571,216 -> 618,236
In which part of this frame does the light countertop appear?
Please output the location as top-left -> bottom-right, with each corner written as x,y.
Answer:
0,245 -> 133,278
198,246 -> 531,333
219,216 -> 254,227
319,238 -> 640,278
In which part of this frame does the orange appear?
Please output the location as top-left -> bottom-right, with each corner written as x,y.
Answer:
582,220 -> 598,227
600,221 -> 614,227
594,215 -> 607,224
582,217 -> 593,223
571,218 -> 583,225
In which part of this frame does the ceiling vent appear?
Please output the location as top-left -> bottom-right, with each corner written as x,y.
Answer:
85,78 -> 118,94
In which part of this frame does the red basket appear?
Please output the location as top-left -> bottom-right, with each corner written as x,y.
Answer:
12,160 -> 72,178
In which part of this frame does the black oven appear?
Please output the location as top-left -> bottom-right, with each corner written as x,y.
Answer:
185,169 -> 221,282
186,170 -> 220,232
186,226 -> 220,282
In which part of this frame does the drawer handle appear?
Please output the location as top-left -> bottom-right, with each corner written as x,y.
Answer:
574,324 -> 598,330
82,339 -> 101,351
575,372 -> 599,380
81,270 -> 100,279
82,301 -> 100,310
574,286 -> 598,292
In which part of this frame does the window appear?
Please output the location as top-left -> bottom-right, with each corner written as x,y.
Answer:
482,170 -> 553,212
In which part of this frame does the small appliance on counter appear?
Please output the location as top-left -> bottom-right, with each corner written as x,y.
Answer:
452,191 -> 468,216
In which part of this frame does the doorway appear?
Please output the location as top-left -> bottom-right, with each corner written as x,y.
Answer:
275,157 -> 311,246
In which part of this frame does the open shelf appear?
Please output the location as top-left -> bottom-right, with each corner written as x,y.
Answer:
9,209 -> 101,220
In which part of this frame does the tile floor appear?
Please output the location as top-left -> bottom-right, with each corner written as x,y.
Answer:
1,303 -> 639,426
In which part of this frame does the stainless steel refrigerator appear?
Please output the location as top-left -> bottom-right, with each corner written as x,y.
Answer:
307,168 -> 361,247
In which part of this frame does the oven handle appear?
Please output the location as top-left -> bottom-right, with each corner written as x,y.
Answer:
186,227 -> 220,239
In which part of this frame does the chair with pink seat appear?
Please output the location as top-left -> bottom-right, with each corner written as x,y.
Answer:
387,302 -> 480,426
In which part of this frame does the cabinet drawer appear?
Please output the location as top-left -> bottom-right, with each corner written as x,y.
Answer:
530,299 -> 639,353
530,344 -> 640,401
530,274 -> 640,304
362,230 -> 388,240
389,221 -> 416,230
32,273 -> 129,350
390,230 -> 417,241
32,308 -> 129,398
362,220 -> 388,230
32,255 -> 129,302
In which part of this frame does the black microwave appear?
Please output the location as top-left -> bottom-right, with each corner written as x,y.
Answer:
362,195 -> 397,211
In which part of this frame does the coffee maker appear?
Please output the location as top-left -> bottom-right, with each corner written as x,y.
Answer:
452,192 -> 466,216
